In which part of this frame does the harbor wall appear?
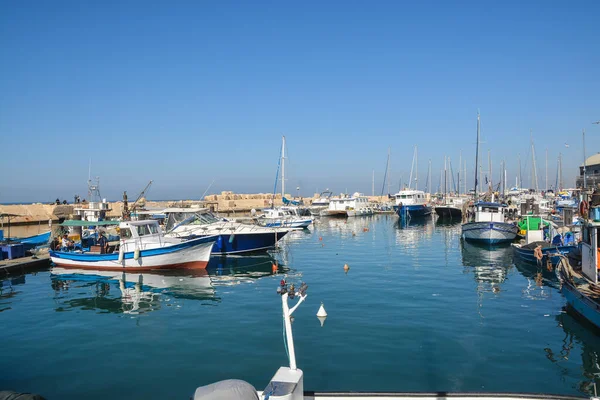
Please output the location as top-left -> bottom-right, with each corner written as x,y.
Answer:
0,192 -> 392,225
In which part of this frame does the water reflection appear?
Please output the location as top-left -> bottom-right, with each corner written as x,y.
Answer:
513,257 -> 558,301
460,241 -> 513,316
51,254 -> 287,314
394,217 -> 435,246
313,215 -> 378,239
545,311 -> 600,395
0,275 -> 26,312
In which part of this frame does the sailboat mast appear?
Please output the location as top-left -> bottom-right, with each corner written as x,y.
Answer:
545,148 -> 548,192
530,129 -> 539,192
464,160 -> 467,195
518,154 -> 522,189
387,147 -> 391,195
583,129 -> 587,191
474,111 -> 480,200
408,146 -> 415,190
458,150 -> 462,195
444,156 -> 447,201
559,153 -> 563,191
415,145 -> 419,190
428,159 -> 432,195
488,150 -> 492,192
281,136 -> 286,197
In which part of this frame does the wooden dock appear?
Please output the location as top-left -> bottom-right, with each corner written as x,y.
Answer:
0,254 -> 51,276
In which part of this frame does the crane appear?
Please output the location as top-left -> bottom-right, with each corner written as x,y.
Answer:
122,180 -> 153,220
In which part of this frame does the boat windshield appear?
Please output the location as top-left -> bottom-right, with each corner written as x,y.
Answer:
165,211 -> 220,231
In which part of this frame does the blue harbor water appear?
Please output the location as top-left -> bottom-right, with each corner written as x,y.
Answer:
1,215 -> 599,399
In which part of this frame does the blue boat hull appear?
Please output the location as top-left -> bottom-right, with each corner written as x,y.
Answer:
393,205 -> 432,219
561,281 -> 600,329
513,244 -> 576,265
11,231 -> 51,250
193,231 -> 288,255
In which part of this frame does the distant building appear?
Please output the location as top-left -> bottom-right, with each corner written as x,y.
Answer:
576,153 -> 600,189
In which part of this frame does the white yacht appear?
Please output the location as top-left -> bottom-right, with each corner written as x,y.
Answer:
321,192 -> 373,217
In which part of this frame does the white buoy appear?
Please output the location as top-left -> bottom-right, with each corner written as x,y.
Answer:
118,246 -> 124,263
134,248 -> 140,260
317,316 -> 326,327
316,303 -> 327,317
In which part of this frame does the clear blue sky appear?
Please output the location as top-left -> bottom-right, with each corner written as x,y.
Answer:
1,0 -> 599,203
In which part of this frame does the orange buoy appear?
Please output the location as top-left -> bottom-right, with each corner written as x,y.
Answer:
319,236 -> 323,241
343,263 -> 349,273
363,227 -> 369,232
272,262 -> 278,274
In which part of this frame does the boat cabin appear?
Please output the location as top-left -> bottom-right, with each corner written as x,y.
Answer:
579,219 -> 600,284
394,189 -> 426,206
328,193 -> 369,211
118,220 -> 167,252
473,202 -> 507,223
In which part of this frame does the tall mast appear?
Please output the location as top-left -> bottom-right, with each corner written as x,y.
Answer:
408,146 -> 416,190
559,153 -> 563,191
545,148 -> 548,192
464,160 -> 467,194
458,150 -> 462,195
387,147 -> 391,195
372,169 -> 375,197
428,159 -> 432,195
415,145 -> 419,190
488,150 -> 492,192
518,154 -> 522,189
474,111 -> 480,200
530,129 -> 539,192
281,136 -> 286,197
583,129 -> 587,191
444,156 -> 447,201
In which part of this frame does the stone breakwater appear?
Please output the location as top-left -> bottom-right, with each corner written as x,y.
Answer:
1,191 -> 391,225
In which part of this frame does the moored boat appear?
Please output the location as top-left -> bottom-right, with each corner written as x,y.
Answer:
393,189 -> 432,219
461,202 -> 519,244
164,207 -> 290,254
50,220 -> 217,271
322,192 -> 373,217
9,230 -> 51,250
555,215 -> 600,329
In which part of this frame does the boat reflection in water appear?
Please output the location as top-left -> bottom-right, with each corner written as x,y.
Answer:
0,275 -> 27,313
51,253 -> 287,314
545,310 -> 600,395
460,240 -> 513,308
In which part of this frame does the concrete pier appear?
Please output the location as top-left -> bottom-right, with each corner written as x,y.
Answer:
0,254 -> 51,276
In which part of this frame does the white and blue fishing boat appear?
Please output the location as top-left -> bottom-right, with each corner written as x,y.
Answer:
50,220 -> 217,271
462,202 -> 519,244
393,189 -> 432,219
555,216 -> 600,329
164,207 -> 290,254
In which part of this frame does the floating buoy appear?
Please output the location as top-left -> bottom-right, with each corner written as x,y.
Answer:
134,248 -> 140,260
319,236 -> 323,241
363,227 -> 369,232
316,303 -> 327,317
343,263 -> 349,273
118,246 -> 124,263
322,243 -> 325,247
352,232 -> 356,237
317,316 -> 327,327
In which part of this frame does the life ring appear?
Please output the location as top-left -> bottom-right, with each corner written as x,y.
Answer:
579,200 -> 589,217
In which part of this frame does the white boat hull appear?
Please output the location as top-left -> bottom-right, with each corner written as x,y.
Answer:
50,239 -> 215,271
461,222 -> 518,244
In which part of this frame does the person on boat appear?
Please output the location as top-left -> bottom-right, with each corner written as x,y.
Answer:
61,234 -> 74,251
97,231 -> 109,253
